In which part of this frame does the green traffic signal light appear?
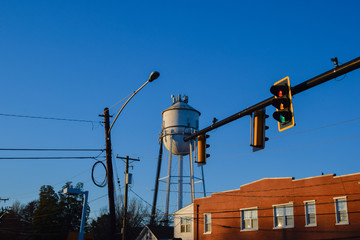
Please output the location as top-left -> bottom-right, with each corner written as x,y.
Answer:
273,111 -> 292,123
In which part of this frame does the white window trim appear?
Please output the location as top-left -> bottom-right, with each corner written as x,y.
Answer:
273,202 -> 294,229
334,196 -> 349,225
203,213 -> 211,234
240,207 -> 259,231
180,216 -> 192,233
304,200 -> 317,227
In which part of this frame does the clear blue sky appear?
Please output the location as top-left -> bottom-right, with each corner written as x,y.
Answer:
1,0 -> 359,220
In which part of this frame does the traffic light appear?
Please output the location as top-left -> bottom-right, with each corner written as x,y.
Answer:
197,134 -> 210,165
251,109 -> 269,152
270,76 -> 295,132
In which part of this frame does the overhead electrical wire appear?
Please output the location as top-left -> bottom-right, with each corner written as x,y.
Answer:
0,113 -> 100,124
129,188 -> 153,208
91,160 -> 107,188
274,116 -> 360,139
1,112 -> 358,222
6,197 -> 359,227
0,148 -> 104,151
152,177 -> 360,196
0,156 -> 98,160
170,198 -> 360,218
108,91 -> 134,110
95,116 -> 360,160
212,116 -> 360,151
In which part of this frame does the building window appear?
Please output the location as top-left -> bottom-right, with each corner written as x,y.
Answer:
180,217 -> 192,233
240,208 -> 258,231
334,197 -> 349,225
273,203 -> 294,228
204,213 -> 211,233
304,200 -> 316,227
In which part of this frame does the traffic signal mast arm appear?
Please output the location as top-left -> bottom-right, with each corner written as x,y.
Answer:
184,56 -> 360,142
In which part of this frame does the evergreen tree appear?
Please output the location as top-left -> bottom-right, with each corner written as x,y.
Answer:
32,185 -> 63,240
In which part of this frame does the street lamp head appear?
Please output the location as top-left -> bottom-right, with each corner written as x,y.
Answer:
148,71 -> 160,82
63,188 -> 82,195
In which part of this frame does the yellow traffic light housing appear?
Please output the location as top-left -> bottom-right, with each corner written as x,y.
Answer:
270,76 -> 295,132
197,134 -> 210,165
251,109 -> 269,152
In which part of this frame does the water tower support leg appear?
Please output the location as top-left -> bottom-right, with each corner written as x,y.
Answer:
178,155 -> 183,210
150,137 -> 163,225
189,141 -> 195,202
165,143 -> 173,225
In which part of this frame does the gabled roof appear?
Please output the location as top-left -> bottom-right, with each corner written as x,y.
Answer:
148,225 -> 174,239
173,203 -> 193,215
136,225 -> 174,240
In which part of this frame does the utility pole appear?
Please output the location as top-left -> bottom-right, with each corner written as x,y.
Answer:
102,108 -> 116,240
117,155 -> 140,240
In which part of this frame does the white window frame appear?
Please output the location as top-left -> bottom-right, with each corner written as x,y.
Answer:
240,207 -> 258,231
204,213 -> 211,234
180,216 -> 192,233
304,200 -> 317,227
334,196 -> 349,225
273,202 -> 294,229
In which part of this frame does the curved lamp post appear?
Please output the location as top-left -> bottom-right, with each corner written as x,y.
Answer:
103,71 -> 160,240
109,71 -> 160,132
63,188 -> 89,240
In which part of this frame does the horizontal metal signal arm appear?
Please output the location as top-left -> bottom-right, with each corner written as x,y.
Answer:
184,97 -> 274,141
291,56 -> 360,95
184,56 -> 360,141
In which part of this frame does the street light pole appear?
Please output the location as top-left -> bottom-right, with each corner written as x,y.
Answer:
102,71 -> 160,239
63,188 -> 89,240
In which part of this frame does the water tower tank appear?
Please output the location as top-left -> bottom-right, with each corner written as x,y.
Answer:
162,94 -> 200,156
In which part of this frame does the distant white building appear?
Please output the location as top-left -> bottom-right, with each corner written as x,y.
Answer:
173,203 -> 194,240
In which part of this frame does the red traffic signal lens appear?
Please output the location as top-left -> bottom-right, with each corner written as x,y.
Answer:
270,84 -> 289,97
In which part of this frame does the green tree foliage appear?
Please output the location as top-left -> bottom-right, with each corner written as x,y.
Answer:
32,185 -> 61,239
0,183 -> 160,240
0,203 -> 27,240
0,182 -> 89,240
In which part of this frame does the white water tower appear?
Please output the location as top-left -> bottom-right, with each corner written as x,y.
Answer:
152,94 -> 206,223
162,94 -> 200,156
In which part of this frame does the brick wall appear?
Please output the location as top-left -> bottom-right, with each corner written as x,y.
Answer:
193,173 -> 360,240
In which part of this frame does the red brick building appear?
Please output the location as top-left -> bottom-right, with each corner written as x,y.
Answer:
174,173 -> 360,240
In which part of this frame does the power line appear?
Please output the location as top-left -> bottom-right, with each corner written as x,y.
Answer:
129,189 -> 153,208
0,113 -> 100,124
0,148 -> 104,151
275,116 -> 360,139
150,176 -> 360,211
169,198 -> 360,218
0,157 -> 98,160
